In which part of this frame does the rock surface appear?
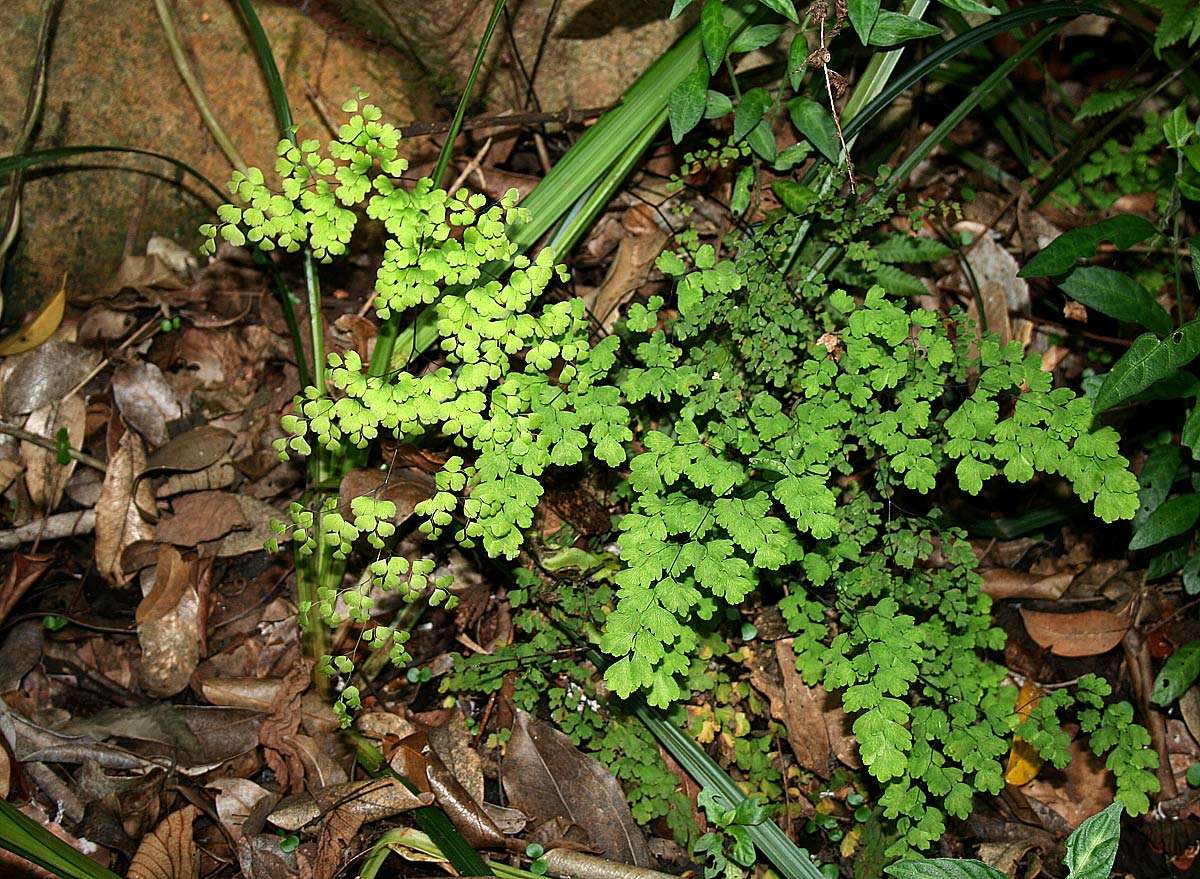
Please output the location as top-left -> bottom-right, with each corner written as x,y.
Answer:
0,0 -> 687,318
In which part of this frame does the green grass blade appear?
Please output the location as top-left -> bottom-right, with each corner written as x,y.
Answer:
231,0 -> 320,402
432,0 -> 507,188
843,3 -> 1111,142
0,799 -> 120,879
0,145 -> 225,203
634,707 -> 825,879
232,0 -> 293,137
349,733 -> 494,876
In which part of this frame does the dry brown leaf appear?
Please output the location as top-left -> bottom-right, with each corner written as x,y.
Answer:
0,340 -> 100,418
329,313 -> 377,363
0,739 -> 10,799
503,709 -> 652,866
1020,733 -> 1114,827
0,459 -> 22,495
156,490 -> 248,546
0,554 -> 53,629
313,806 -> 362,879
78,305 -> 137,344
543,849 -> 678,879
21,393 -> 85,511
95,429 -> 156,585
260,661 -> 312,793
136,547 -> 209,697
112,361 -> 185,448
1019,608 -> 1129,657
1004,680 -> 1045,786
156,459 -> 237,497
768,639 -> 858,772
207,778 -> 277,843
0,278 -> 67,356
389,732 -> 505,848
268,778 -> 433,831
200,676 -> 283,711
107,252 -> 187,296
144,425 -> 235,476
290,733 -> 349,789
982,569 -> 1074,601
583,205 -> 670,333
1181,686 -> 1200,745
127,805 -> 198,879
427,709 -> 486,803
968,280 -> 1013,347
338,467 -> 435,525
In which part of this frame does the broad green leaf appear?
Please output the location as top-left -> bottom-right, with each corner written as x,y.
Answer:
886,860 -> 1005,879
731,165 -> 754,216
1134,444 -> 1182,530
1152,640 -> 1200,706
1184,552 -> 1200,595
788,97 -> 840,163
773,180 -> 818,213
848,0 -> 880,43
669,60 -> 711,143
754,0 -> 799,23
787,33 -> 807,90
701,0 -> 730,73
1064,802 -> 1122,879
867,11 -> 942,46
1093,321 -> 1200,413
1021,215 -> 1159,277
1059,267 -> 1173,334
1185,405 -> 1200,456
729,24 -> 785,53
1164,104 -> 1194,150
734,87 -> 773,142
704,90 -> 733,118
1129,493 -> 1200,551
670,0 -> 695,18
1190,236 -> 1200,290
937,0 -> 999,14
746,120 -> 777,162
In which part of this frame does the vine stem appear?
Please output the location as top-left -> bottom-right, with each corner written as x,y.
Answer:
152,0 -> 249,174
0,421 -> 106,473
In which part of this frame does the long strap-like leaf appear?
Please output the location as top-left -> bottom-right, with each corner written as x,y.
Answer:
0,799 -> 120,879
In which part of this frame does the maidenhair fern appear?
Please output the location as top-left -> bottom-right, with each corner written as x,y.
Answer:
206,100 -> 1153,857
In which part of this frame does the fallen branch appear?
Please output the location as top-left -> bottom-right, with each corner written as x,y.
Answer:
0,509 -> 94,550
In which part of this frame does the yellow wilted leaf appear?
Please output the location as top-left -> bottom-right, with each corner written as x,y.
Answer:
1004,679 -> 1044,786
0,273 -> 67,355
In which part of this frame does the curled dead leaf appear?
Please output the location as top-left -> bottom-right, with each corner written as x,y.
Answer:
136,547 -> 209,697
268,778 -> 433,831
1019,607 -> 1129,657
207,778 -> 277,843
112,361 -> 185,447
982,569 -> 1074,601
200,676 -> 283,711
95,429 -> 156,585
338,467 -> 435,525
